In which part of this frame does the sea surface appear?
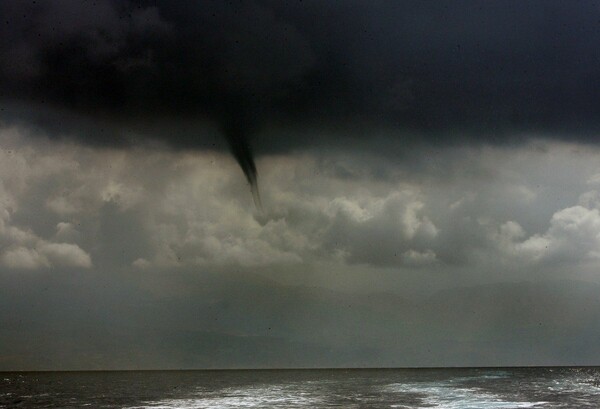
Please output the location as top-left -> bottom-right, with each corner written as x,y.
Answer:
2,367 -> 600,408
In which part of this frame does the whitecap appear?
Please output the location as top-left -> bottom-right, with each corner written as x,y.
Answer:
384,381 -> 547,409
127,384 -> 322,409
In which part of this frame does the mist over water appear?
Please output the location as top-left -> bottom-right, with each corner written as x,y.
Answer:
3,368 -> 600,408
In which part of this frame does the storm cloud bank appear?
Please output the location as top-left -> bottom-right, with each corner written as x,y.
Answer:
4,1 -> 600,370
2,1 -> 600,162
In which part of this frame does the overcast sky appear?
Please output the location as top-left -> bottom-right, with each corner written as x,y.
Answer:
2,0 -> 600,369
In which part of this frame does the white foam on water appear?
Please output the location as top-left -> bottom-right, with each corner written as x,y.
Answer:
448,372 -> 511,383
123,371 -> 600,409
546,374 -> 600,395
127,384 -> 322,409
384,381 -> 547,409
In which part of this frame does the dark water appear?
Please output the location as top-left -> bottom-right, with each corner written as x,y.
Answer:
2,368 -> 600,408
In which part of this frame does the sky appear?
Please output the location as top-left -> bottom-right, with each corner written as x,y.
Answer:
1,0 -> 600,369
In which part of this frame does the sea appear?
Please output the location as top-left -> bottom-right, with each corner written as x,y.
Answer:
2,367 -> 600,408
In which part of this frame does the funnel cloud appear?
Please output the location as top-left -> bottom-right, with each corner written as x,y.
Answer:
219,109 -> 262,210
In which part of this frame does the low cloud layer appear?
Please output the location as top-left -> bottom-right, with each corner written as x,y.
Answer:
1,127 -> 600,282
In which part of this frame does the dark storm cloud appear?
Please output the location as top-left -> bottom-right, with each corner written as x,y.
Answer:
2,0 -> 600,176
